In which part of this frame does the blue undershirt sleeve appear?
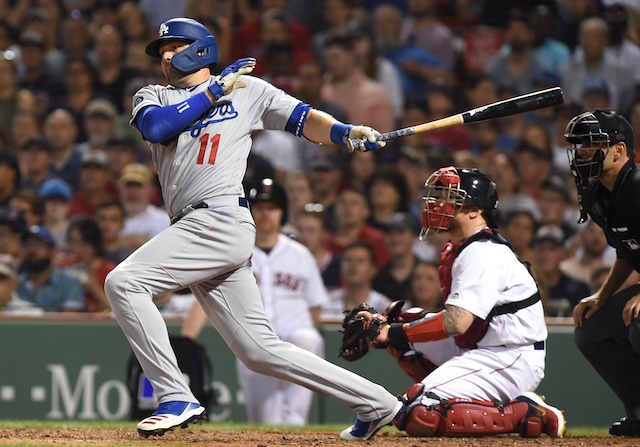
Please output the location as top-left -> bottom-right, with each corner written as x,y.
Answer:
134,92 -> 212,143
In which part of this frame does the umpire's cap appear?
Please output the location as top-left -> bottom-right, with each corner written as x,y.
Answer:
248,178 -> 289,225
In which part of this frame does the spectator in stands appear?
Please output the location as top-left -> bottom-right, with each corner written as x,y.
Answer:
401,0 -> 456,71
0,50 -> 36,149
373,4 -> 452,102
62,217 -> 115,312
38,178 -> 72,249
348,150 -> 377,191
348,18 -> 404,121
77,98 -> 118,155
313,0 -> 353,57
17,225 -> 85,312
603,3 -> 640,96
366,167 -> 410,231
559,17 -> 634,116
514,139 -> 552,199
536,175 -> 577,244
56,56 -> 101,142
423,84 -> 472,153
372,212 -> 420,303
10,190 -> 43,228
104,134 -> 141,187
393,145 -> 433,222
408,260 -> 442,310
18,137 -> 54,192
0,152 -> 20,208
561,219 -> 614,289
0,208 -> 27,262
320,241 -> 392,321
530,4 -> 570,70
554,0 -> 602,51
463,74 -> 498,111
468,120 -> 500,170
118,163 -> 169,251
327,183 -> 391,270
92,24 -> 140,113
67,150 -> 118,219
579,78 -> 611,112
307,154 -> 343,228
44,108 -> 83,191
0,253 -> 43,315
19,7 -> 63,76
10,110 -> 41,153
484,8 -> 550,97
94,199 -> 133,266
282,172 -> 313,236
17,31 -> 65,119
533,224 -> 590,318
295,203 -> 342,291
57,15 -> 92,76
230,0 -> 313,78
321,35 -> 395,134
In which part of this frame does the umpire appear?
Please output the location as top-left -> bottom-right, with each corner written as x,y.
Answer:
567,108 -> 640,437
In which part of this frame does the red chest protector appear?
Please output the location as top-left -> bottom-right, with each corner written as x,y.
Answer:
438,229 -> 538,349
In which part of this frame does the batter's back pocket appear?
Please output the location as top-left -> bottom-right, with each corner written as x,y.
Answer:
126,334 -> 217,420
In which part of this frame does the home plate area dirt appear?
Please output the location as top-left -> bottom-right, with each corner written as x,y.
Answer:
0,428 -> 639,447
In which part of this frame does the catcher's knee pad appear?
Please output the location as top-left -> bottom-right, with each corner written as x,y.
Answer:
396,386 -> 531,437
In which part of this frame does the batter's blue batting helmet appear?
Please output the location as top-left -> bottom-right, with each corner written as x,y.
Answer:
145,18 -> 217,72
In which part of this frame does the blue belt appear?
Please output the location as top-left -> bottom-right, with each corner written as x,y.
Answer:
534,341 -> 545,350
170,197 -> 249,225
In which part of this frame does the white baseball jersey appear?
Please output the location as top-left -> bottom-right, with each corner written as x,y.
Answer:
251,234 -> 329,338
411,239 -> 548,405
131,76 -> 300,217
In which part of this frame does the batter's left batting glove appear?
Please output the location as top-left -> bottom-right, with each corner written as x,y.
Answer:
330,123 -> 386,152
208,57 -> 257,101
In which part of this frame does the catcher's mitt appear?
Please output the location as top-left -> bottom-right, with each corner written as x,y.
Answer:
338,303 -> 388,361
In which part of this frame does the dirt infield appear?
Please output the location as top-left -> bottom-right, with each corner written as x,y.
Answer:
0,428 -> 639,447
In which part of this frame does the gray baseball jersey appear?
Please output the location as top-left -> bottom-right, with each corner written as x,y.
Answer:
105,72 -> 399,424
131,76 -> 299,217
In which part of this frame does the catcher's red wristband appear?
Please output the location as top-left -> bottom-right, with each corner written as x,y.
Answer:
403,312 -> 448,343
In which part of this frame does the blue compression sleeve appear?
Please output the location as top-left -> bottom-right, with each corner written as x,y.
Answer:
135,92 -> 212,143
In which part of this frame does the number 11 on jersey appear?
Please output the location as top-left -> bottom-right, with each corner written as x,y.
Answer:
197,133 -> 220,165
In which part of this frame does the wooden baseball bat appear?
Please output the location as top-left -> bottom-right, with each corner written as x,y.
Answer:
347,86 -> 564,152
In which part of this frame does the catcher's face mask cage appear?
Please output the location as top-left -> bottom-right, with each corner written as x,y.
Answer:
565,111 -> 611,182
420,167 -> 466,240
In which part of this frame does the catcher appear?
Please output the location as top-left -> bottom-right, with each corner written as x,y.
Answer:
339,167 -> 566,438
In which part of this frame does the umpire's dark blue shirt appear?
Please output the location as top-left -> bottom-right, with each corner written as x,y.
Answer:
586,160 -> 640,270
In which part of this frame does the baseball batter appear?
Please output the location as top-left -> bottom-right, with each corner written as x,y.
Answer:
104,18 -> 401,440
352,167 -> 566,438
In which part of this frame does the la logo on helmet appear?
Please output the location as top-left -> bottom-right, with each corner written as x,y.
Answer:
159,23 -> 169,36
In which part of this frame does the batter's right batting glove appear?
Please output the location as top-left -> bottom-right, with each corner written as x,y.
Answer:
330,123 -> 387,153
208,57 -> 257,100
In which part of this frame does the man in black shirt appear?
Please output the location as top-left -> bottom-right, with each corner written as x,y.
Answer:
568,108 -> 640,437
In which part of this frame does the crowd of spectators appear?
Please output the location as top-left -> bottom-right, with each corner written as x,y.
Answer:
0,0 -> 639,320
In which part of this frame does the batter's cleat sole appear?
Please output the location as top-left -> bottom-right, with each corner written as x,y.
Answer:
137,401 -> 205,437
610,417 -> 640,437
517,392 -> 566,438
340,401 -> 404,441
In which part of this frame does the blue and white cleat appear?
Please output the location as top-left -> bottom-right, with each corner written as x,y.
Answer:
137,401 -> 205,437
340,401 -> 404,440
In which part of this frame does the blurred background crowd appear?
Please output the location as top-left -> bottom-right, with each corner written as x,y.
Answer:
0,0 -> 638,320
